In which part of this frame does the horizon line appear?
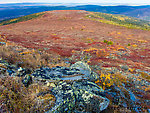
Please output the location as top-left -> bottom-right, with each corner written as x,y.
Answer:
0,2 -> 150,6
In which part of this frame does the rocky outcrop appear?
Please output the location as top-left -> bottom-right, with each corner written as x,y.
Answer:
32,61 -> 100,81
0,60 -> 109,113
48,80 -> 109,113
1,59 -> 150,113
32,61 -> 109,112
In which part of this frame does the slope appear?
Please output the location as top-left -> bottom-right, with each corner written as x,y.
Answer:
0,10 -> 150,113
87,12 -> 150,30
0,10 -> 149,70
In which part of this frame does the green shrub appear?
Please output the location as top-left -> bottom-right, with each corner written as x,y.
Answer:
107,41 -> 113,45
104,40 -> 108,43
104,40 -> 113,45
87,12 -> 150,31
0,12 -> 44,26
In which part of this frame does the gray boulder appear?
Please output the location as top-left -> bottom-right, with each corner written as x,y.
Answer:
31,61 -> 109,112
47,80 -> 109,113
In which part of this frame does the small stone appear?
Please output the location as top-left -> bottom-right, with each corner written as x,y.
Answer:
18,67 -> 23,72
22,74 -> 32,87
47,82 -> 50,87
0,42 -> 6,45
120,65 -> 129,71
47,82 -> 56,87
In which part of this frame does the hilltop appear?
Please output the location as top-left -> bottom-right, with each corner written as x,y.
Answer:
0,10 -> 149,70
0,10 -> 150,113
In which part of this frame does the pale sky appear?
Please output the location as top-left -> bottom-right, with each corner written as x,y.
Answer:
0,0 -> 150,5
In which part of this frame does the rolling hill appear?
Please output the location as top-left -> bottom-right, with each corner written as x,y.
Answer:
123,7 -> 150,20
0,10 -> 149,68
0,10 -> 150,113
1,3 -> 150,21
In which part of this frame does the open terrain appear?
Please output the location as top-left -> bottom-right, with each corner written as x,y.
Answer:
0,10 -> 150,112
0,10 -> 150,70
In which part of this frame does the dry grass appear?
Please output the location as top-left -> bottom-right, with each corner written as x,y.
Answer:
0,75 -> 33,112
0,40 -> 70,69
0,74 -> 55,112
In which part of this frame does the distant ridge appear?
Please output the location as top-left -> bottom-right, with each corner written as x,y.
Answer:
0,3 -> 150,21
1,10 -> 150,31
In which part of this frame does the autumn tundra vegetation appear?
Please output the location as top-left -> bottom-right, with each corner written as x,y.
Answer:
0,10 -> 150,113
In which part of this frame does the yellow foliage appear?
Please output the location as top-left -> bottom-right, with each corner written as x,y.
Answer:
95,79 -> 100,84
132,44 -> 138,47
145,87 -> 150,91
20,51 -> 32,55
87,13 -> 150,31
86,37 -> 94,42
128,68 -> 135,73
82,26 -> 86,28
140,72 -> 150,81
117,47 -> 125,51
87,61 -> 91,64
83,48 -> 98,52
117,32 -> 121,34
118,17 -> 125,21
38,94 -> 55,100
95,72 -> 113,90
138,40 -> 147,43
9,18 -> 18,23
72,50 -> 76,53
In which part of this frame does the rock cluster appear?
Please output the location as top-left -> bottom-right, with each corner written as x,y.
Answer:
1,59 -> 149,112
32,61 -> 109,112
0,60 -> 110,113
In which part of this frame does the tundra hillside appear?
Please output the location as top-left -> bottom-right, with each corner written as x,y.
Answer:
0,10 -> 149,113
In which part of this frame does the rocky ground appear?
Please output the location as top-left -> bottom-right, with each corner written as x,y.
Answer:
0,43 -> 149,112
0,10 -> 150,113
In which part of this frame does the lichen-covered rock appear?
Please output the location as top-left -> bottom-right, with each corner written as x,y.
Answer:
31,66 -> 81,81
70,61 -> 91,77
31,61 -> 109,112
89,71 -> 100,81
73,81 -> 109,112
0,66 -> 6,75
0,60 -> 109,112
32,61 -> 99,82
0,59 -> 31,77
22,74 -> 32,87
48,81 -> 76,113
71,61 -> 99,81
47,80 -> 109,113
